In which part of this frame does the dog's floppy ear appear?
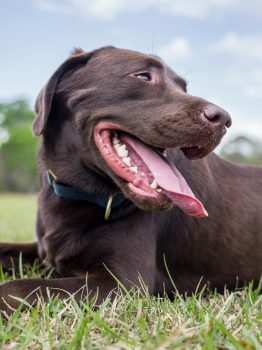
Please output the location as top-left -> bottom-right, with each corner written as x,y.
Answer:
32,50 -> 93,136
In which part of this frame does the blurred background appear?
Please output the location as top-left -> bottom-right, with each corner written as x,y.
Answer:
0,0 -> 262,193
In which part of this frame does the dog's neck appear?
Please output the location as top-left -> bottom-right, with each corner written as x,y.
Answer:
45,168 -> 137,221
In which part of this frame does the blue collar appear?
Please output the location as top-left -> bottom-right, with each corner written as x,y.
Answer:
46,169 -> 129,220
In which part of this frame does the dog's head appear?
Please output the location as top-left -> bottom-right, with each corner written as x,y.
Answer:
33,46 -> 231,218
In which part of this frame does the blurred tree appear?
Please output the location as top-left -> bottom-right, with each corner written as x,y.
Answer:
220,135 -> 262,166
0,100 -> 39,192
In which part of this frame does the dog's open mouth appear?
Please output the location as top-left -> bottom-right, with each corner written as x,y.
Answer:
94,122 -> 208,218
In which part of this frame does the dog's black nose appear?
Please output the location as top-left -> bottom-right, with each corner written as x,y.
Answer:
204,105 -> 232,128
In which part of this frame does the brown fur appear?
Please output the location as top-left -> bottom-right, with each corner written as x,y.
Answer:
70,47 -> 85,57
0,46 -> 261,313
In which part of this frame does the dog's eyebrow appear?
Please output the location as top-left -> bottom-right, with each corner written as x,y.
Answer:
165,65 -> 187,91
174,76 -> 187,91
144,57 -> 164,70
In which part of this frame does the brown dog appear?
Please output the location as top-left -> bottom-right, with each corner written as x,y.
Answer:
0,46 -> 261,312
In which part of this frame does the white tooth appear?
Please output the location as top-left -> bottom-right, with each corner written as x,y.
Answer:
119,149 -> 129,158
122,157 -> 131,166
113,137 -> 120,145
130,166 -> 138,173
116,144 -> 128,158
156,188 -> 163,193
150,179 -> 158,189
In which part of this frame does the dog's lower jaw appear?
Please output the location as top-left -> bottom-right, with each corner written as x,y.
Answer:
93,122 -> 208,218
122,183 -> 173,211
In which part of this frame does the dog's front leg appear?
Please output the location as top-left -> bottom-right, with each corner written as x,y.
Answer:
0,273 -> 118,314
0,242 -> 39,271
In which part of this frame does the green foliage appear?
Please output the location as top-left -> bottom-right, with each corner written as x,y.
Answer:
0,100 -> 39,192
220,135 -> 262,166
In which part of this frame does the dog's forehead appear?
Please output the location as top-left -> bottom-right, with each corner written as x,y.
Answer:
97,47 -> 185,83
93,47 -> 165,70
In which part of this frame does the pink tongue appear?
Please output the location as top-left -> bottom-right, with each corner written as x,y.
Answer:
121,135 -> 208,218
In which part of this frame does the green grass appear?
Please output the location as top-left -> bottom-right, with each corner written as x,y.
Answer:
0,194 -> 261,349
0,194 -> 36,242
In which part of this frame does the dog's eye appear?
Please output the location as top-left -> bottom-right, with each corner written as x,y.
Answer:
134,72 -> 152,82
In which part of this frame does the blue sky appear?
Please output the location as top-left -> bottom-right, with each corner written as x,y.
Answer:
1,0 -> 262,146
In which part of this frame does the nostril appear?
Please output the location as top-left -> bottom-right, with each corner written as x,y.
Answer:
204,105 -> 232,128
225,117 -> 232,128
204,111 -> 220,123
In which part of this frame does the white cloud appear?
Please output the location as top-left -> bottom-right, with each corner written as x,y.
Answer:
34,0 -> 121,20
159,0 -> 242,19
210,33 -> 262,98
226,67 -> 262,98
230,119 -> 262,140
224,106 -> 262,139
33,0 -> 262,20
245,86 -> 262,98
210,33 -> 262,60
157,38 -> 191,64
216,105 -> 262,151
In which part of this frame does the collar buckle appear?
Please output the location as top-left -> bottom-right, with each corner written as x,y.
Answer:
46,169 -> 57,186
105,195 -> 114,220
